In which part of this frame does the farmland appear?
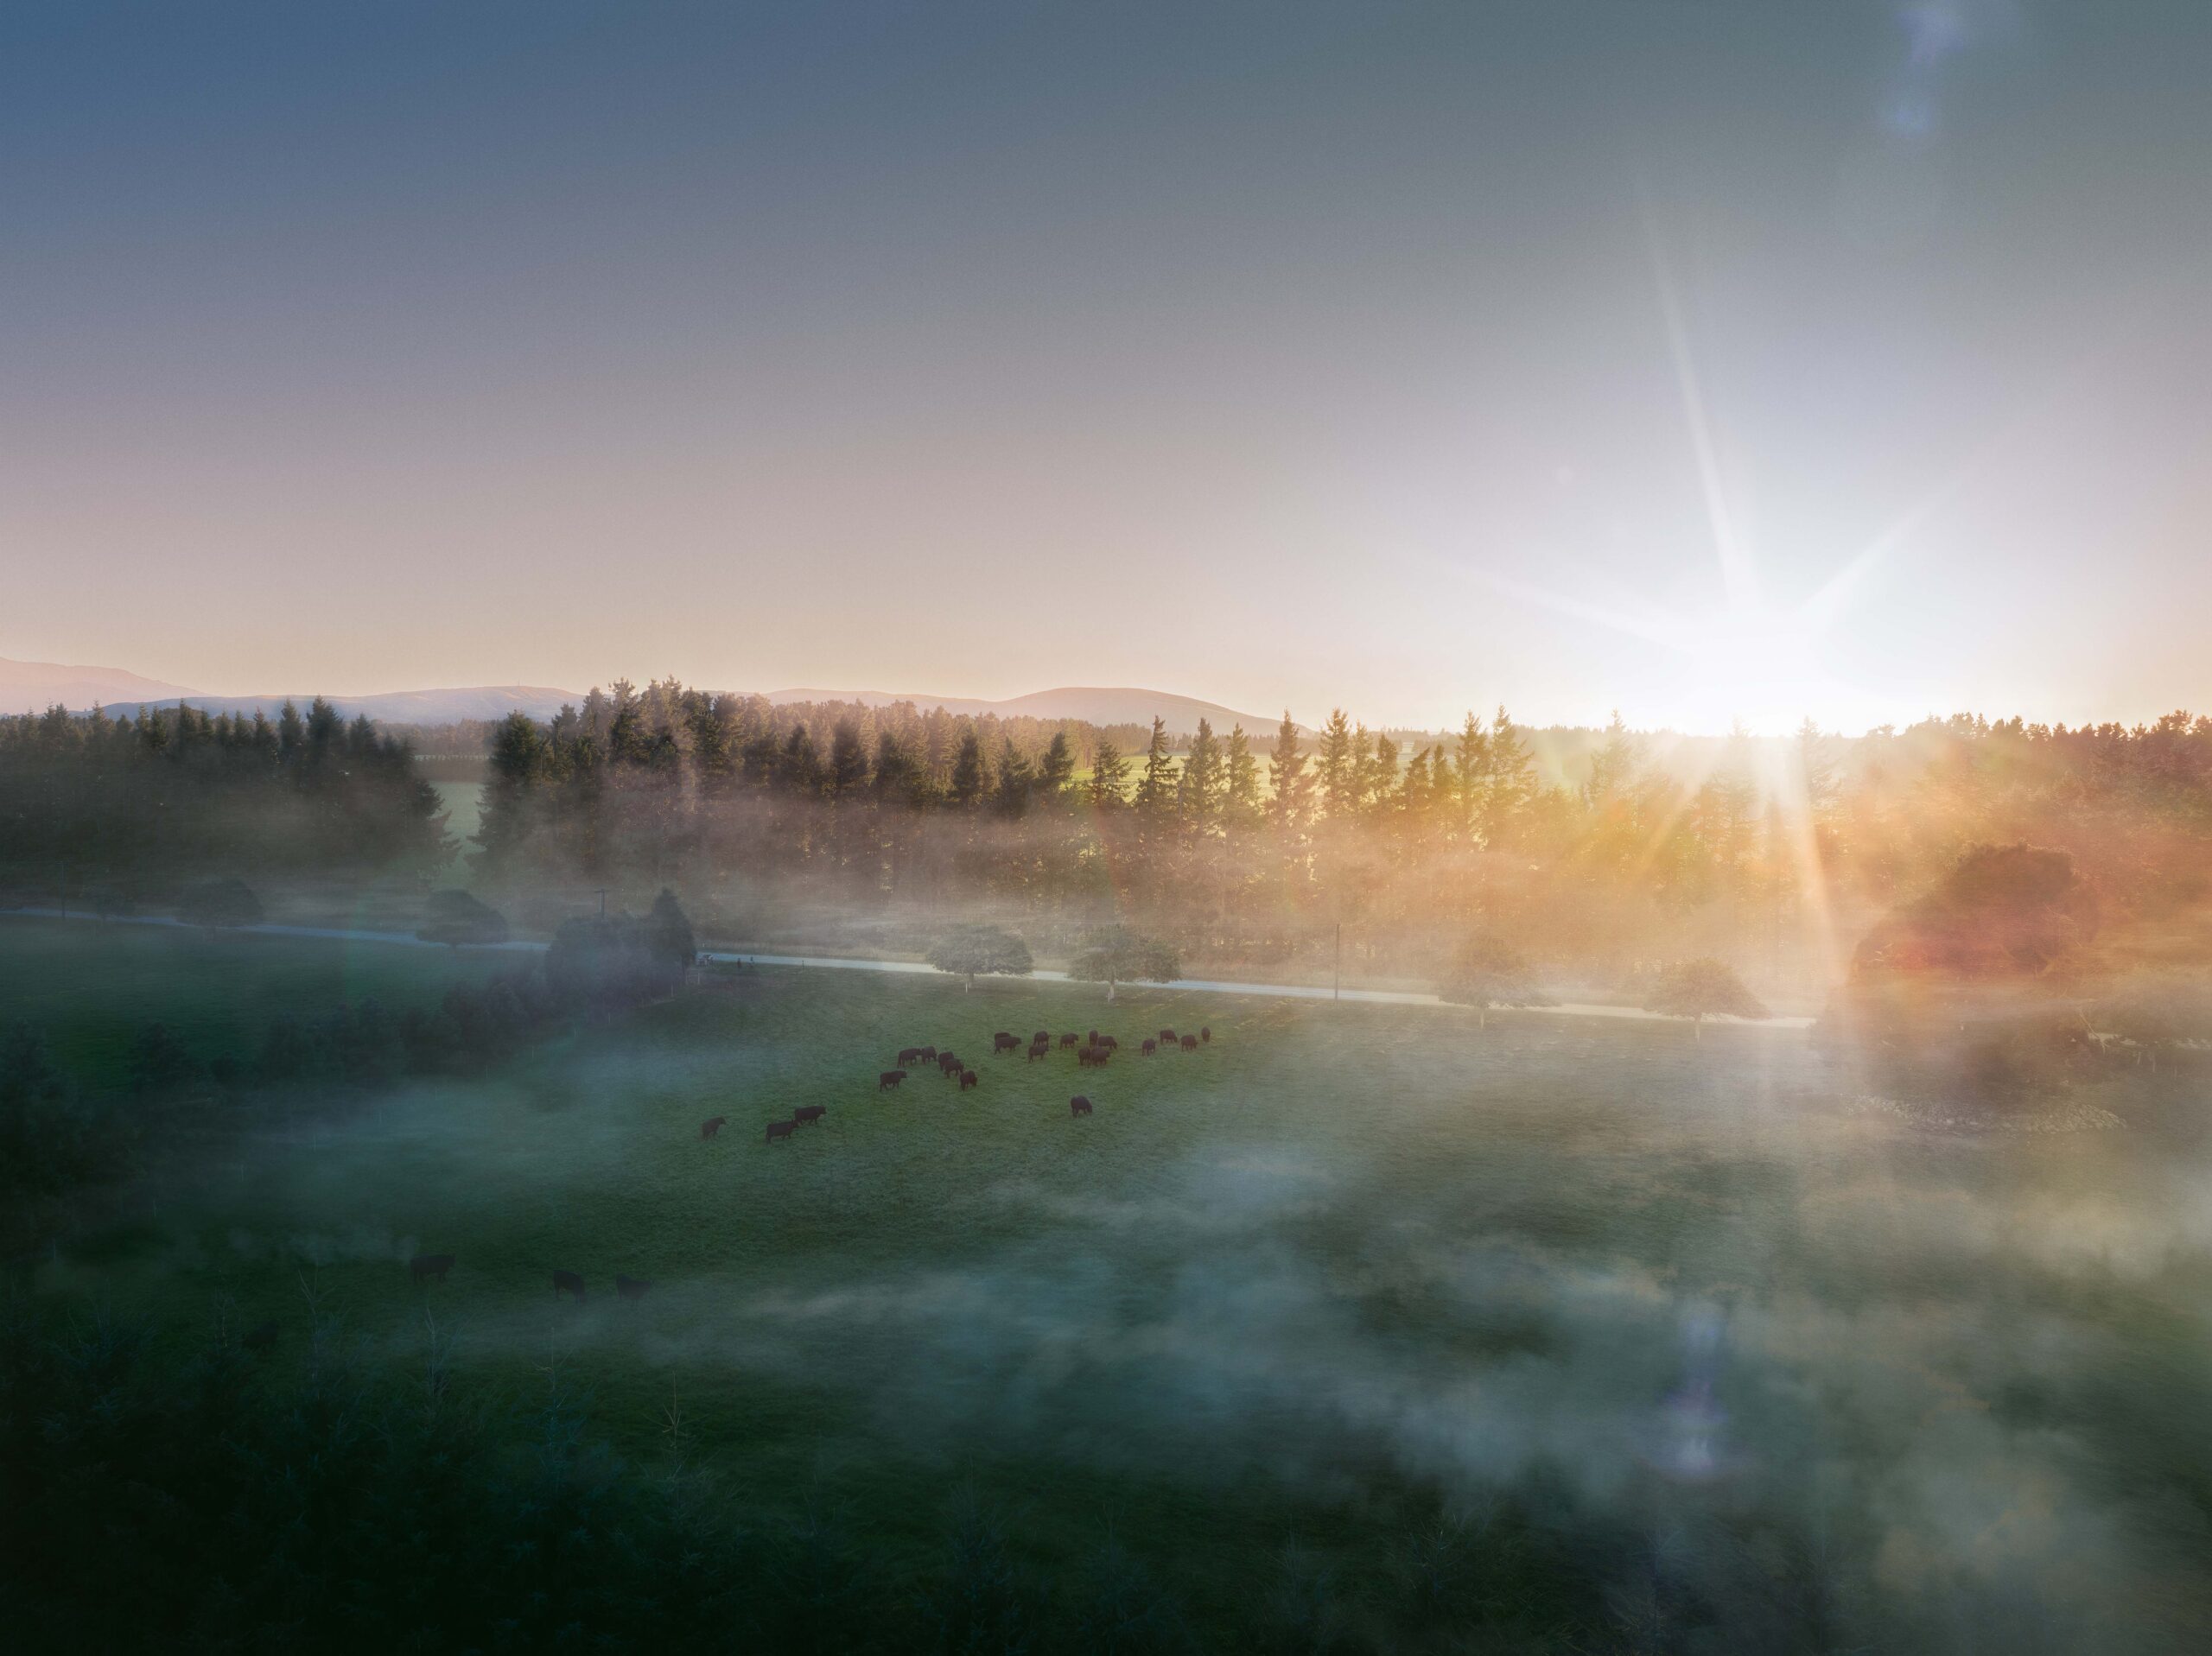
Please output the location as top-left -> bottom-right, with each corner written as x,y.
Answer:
8,917 -> 2211,1651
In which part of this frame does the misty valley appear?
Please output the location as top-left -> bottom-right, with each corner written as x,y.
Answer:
4,909 -> 2209,1652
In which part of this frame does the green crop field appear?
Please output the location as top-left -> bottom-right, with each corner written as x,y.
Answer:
11,919 -> 2212,1650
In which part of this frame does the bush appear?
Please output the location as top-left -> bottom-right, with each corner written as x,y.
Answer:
176,877 -> 263,928
1644,959 -> 1766,1033
1437,932 -> 1551,1023
417,887 -> 510,947
926,923 -> 1033,991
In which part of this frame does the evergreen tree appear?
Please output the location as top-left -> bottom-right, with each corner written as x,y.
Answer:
1453,711 -> 1489,835
1179,718 -> 1224,834
1087,739 -> 1130,809
1036,729 -> 1076,800
990,739 -> 1034,817
1481,705 -> 1535,847
1224,724 -> 1260,828
948,728 -> 987,808
1315,709 -> 1357,819
829,719 -> 870,795
1268,712 -> 1309,835
1132,717 -> 1175,820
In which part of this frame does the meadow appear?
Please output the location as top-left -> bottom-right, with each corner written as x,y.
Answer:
10,917 -> 2212,1650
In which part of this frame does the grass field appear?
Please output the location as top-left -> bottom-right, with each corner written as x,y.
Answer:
12,918 -> 2212,1649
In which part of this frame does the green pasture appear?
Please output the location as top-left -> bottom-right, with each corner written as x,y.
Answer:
14,920 -> 2212,1649
0,915 -> 518,1088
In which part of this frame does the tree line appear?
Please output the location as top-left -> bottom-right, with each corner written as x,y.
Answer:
473,679 -> 2212,993
0,698 -> 447,887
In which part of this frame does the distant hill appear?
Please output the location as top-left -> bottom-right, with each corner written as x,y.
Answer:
767,685 -> 1288,735
16,659 -> 1279,734
100,686 -> 585,725
1,656 -> 201,714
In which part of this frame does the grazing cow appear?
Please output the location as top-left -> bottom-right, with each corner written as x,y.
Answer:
554,1270 -> 587,1301
918,1045 -> 938,1063
794,1104 -> 826,1126
960,1069 -> 979,1090
1088,1030 -> 1099,1044
410,1253 -> 454,1285
939,1052 -> 963,1075
616,1273 -> 652,1300
242,1318 -> 278,1352
1027,1042 -> 1049,1062
1059,1032 -> 1078,1048
1141,1038 -> 1157,1056
1033,1030 -> 1050,1045
898,1046 -> 924,1066
1159,1028 -> 1176,1044
879,1069 -> 907,1091
993,1032 -> 1020,1055
1098,1035 -> 1118,1050
1071,1095 -> 1093,1116
700,1115 -> 728,1139
1201,1026 -> 1211,1044
1181,1034 -> 1198,1050
766,1119 -> 797,1144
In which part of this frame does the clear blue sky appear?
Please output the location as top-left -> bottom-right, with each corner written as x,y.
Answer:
4,3 -> 2207,732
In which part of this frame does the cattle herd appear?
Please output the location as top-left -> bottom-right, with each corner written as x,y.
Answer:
392,1014 -> 1218,1317
798,1018 -> 1212,1139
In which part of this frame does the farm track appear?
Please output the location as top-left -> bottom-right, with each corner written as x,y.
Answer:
3,907 -> 1814,1028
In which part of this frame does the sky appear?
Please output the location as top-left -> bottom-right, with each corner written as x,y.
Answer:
3,1 -> 2207,734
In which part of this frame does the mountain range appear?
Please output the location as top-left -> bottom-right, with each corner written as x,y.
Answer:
2,657 -> 1281,736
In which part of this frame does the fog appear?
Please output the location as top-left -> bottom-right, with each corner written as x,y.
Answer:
149,1002 -> 2212,1653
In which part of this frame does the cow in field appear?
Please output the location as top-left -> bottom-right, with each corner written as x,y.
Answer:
1033,1030 -> 1050,1045
939,1051 -> 963,1075
1070,1095 -> 1093,1116
1027,1041 -> 1049,1061
766,1119 -> 796,1144
616,1273 -> 652,1300
1077,1045 -> 1105,1068
960,1069 -> 979,1089
1088,1030 -> 1099,1044
701,1115 -> 728,1139
1141,1038 -> 1157,1056
410,1253 -> 454,1285
243,1318 -> 278,1352
554,1270 -> 587,1301
898,1046 -> 924,1066
880,1069 -> 907,1091
1098,1035 -> 1118,1050
1159,1028 -> 1176,1044
918,1045 -> 938,1063
1059,1032 -> 1078,1048
1200,1026 -> 1211,1043
794,1104 -> 826,1126
993,1032 -> 1020,1055
1181,1034 -> 1198,1050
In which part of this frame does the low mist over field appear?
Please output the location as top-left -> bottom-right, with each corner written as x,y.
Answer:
8,2 -> 2212,1649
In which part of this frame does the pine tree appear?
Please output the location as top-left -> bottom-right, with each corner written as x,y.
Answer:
1224,725 -> 1260,829
1315,709 -> 1356,820
1133,717 -> 1175,820
1087,739 -> 1130,809
1179,718 -> 1224,834
1453,711 -> 1488,836
1036,729 -> 1076,799
1481,705 -> 1535,847
829,719 -> 869,795
948,727 -> 986,807
1268,712 -> 1308,836
990,738 -> 1034,817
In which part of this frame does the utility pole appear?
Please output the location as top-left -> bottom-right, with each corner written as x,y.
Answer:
595,887 -> 607,918
1333,921 -> 1341,1000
